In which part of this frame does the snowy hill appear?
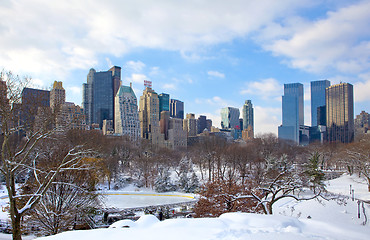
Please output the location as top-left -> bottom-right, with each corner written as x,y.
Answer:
35,211 -> 369,240
34,173 -> 370,240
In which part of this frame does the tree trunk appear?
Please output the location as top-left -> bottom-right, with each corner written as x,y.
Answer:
267,203 -> 273,215
9,192 -> 22,240
12,214 -> 22,240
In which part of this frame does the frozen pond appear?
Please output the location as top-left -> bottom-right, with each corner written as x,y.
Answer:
102,192 -> 196,209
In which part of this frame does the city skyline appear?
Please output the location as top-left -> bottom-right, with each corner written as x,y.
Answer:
1,1 -> 369,135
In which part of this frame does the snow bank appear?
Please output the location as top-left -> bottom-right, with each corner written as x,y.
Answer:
36,212 -> 370,240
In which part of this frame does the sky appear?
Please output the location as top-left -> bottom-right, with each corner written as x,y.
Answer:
0,0 -> 369,135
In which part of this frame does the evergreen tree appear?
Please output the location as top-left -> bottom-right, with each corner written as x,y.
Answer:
155,168 -> 176,192
305,152 -> 325,193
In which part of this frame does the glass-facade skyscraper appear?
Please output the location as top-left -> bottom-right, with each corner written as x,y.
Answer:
221,107 -> 240,129
82,66 -> 121,127
326,83 -> 354,143
170,99 -> 184,119
278,83 -> 304,144
159,93 -> 170,120
242,100 -> 254,131
311,80 -> 330,127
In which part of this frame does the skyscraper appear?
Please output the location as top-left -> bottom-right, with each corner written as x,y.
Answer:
82,66 -> 121,128
158,93 -> 170,120
311,80 -> 330,126
326,83 -> 354,143
170,99 -> 184,119
242,100 -> 254,132
183,113 -> 197,137
197,115 -> 207,134
21,87 -> 50,129
354,111 -> 369,135
115,83 -> 140,140
206,119 -> 212,131
139,86 -> 160,141
278,83 -> 304,144
50,81 -> 65,111
159,93 -> 170,113
220,107 -> 240,129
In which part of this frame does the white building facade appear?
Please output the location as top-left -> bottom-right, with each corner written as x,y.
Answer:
115,84 -> 141,140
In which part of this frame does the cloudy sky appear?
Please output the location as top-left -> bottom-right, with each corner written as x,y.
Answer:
1,0 -> 369,135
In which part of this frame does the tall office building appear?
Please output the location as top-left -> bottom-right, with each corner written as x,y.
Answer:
110,66 -> 122,97
56,102 -> 87,130
242,100 -> 254,132
170,99 -> 184,119
220,107 -> 240,129
139,86 -> 160,141
21,88 -> 50,129
197,115 -> 207,134
183,113 -> 197,137
160,111 -> 170,140
278,83 -> 304,144
50,81 -> 65,111
82,66 -> 121,127
159,93 -> 170,113
311,80 -> 330,126
206,119 -> 212,131
115,83 -> 141,140
355,111 -> 369,135
326,83 -> 354,143
168,118 -> 187,150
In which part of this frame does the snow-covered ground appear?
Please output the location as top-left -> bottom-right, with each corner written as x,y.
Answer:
35,211 -> 369,240
326,173 -> 370,201
1,174 -> 370,240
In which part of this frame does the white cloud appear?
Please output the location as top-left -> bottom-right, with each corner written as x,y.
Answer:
68,86 -> 81,96
207,70 -> 225,78
105,58 -> 113,68
262,1 -> 370,74
241,78 -> 282,100
30,78 -> 46,89
354,78 -> 370,102
163,83 -> 177,90
149,67 -> 160,76
254,106 -> 281,135
196,112 -> 222,129
0,0 -> 311,83
195,96 -> 231,108
125,73 -> 148,85
125,60 -> 146,72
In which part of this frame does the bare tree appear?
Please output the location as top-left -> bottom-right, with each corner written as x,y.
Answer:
345,135 -> 370,191
0,71 -> 93,240
25,169 -> 100,235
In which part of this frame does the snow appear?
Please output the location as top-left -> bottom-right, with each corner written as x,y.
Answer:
34,173 -> 370,240
0,189 -> 9,222
325,173 -> 370,201
1,174 -> 370,240
35,211 -> 370,240
102,191 -> 195,209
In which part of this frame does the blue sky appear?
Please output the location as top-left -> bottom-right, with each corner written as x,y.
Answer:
0,0 -> 369,135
